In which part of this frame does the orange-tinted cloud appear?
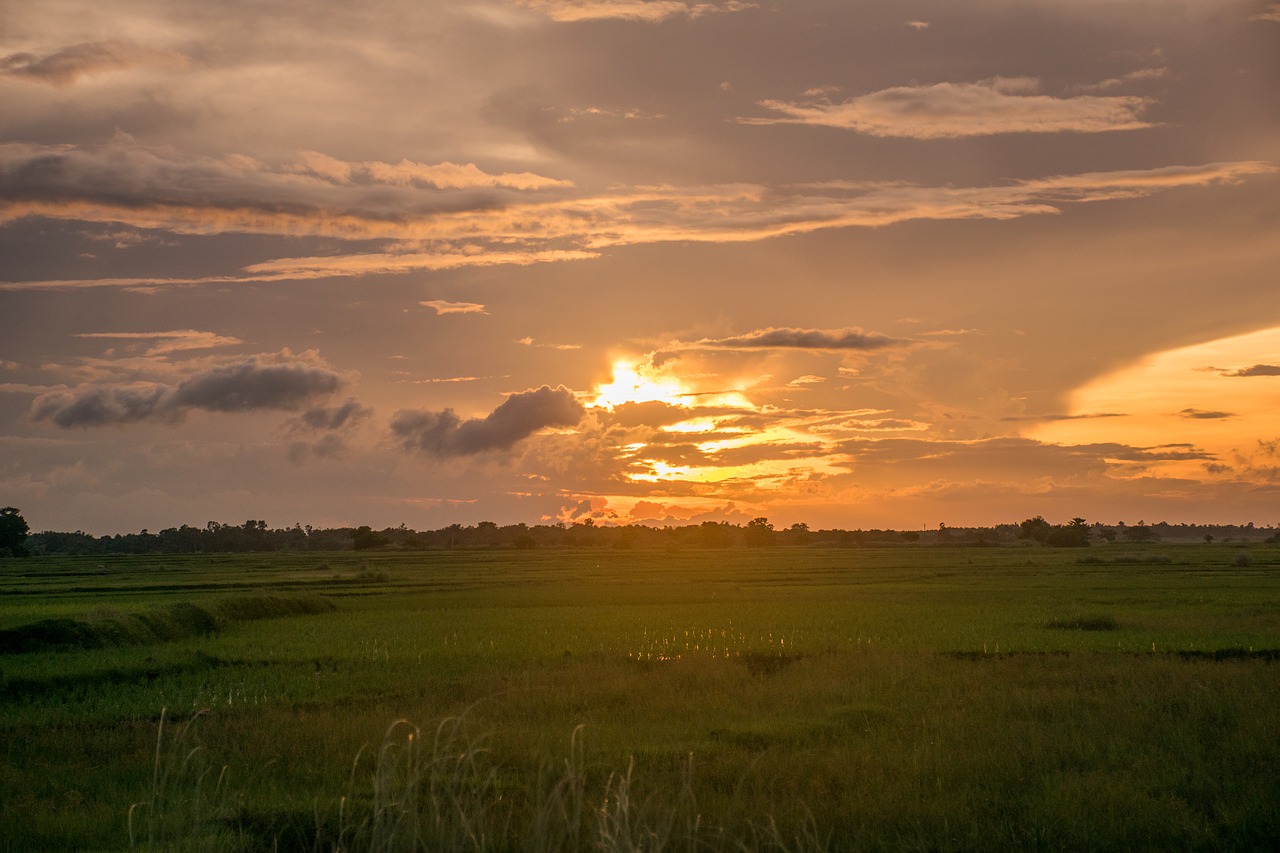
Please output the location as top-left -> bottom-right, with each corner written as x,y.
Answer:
290,150 -> 572,191
0,143 -> 1273,289
516,1 -> 753,23
749,77 -> 1155,138
420,300 -> 488,315
0,41 -> 185,87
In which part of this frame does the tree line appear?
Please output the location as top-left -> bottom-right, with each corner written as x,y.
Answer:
1,506 -> 1276,557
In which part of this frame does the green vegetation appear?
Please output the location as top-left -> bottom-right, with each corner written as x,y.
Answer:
3,544 -> 1280,851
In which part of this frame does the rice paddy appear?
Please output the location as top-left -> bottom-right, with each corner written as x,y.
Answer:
2,543 -> 1278,851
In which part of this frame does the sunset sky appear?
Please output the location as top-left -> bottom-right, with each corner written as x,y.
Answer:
3,0 -> 1279,534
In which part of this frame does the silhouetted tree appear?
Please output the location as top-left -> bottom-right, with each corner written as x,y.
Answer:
781,522 -> 811,546
352,525 -> 388,550
1123,520 -> 1159,543
0,507 -> 30,557
1018,516 -> 1052,544
1045,517 -> 1090,547
743,517 -> 776,547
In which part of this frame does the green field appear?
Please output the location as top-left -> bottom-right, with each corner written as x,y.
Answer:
3,544 -> 1279,851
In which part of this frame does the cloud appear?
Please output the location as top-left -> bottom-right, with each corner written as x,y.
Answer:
1177,408 -> 1234,419
391,385 -> 585,456
421,300 -> 487,315
1073,67 -> 1169,94
0,141 -> 1273,289
905,20 -> 929,30
283,398 -> 372,463
515,1 -> 753,23
1222,364 -> 1280,377
30,383 -> 174,428
1251,4 -> 1280,22
517,336 -> 582,350
30,352 -> 343,427
290,398 -> 373,431
0,142 -> 572,243
238,250 -> 600,281
74,330 -> 243,355
0,41 -> 185,87
601,400 -> 692,428
748,77 -> 1155,138
167,358 -> 342,412
406,375 -> 484,384
290,150 -> 572,191
679,327 -> 910,351
1002,412 -> 1128,422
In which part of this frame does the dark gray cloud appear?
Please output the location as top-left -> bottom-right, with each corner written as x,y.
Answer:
30,383 -> 172,428
1177,408 -> 1234,419
1225,364 -> 1280,377
683,327 -> 909,352
168,358 -> 341,412
1001,412 -> 1128,422
391,385 -> 584,456
31,354 -> 342,427
283,398 -> 373,463
602,400 -> 696,428
294,398 -> 373,431
0,41 -> 184,87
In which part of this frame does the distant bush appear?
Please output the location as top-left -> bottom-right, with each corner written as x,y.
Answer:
1112,554 -> 1172,565
1235,551 -> 1254,568
1045,615 -> 1119,631
1076,554 -> 1172,566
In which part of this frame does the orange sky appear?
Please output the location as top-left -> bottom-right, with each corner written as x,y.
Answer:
2,1 -> 1279,533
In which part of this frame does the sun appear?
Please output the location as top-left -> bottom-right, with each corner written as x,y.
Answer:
588,359 -> 691,410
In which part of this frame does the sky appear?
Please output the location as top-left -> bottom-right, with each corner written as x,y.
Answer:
2,0 -> 1280,535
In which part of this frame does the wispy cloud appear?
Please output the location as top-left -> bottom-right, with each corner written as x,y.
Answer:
515,1 -> 753,23
420,300 -> 488,315
1002,412 -> 1128,422
0,40 -> 185,87
0,141 -> 1272,289
1072,67 -> 1168,94
1250,4 -> 1280,22
290,150 -> 572,191
74,330 -> 243,355
517,337 -> 582,350
677,327 -> 910,352
1177,408 -> 1234,419
748,77 -> 1155,138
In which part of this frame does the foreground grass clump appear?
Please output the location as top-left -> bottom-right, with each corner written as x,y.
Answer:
2,544 -> 1280,850
0,594 -> 333,653
1044,614 -> 1119,631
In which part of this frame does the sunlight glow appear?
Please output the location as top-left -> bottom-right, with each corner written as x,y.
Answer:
662,417 -> 721,433
588,360 -> 691,409
1031,326 -> 1280,479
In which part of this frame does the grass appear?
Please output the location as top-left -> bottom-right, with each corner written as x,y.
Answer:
0,594 -> 333,653
2,544 -> 1279,850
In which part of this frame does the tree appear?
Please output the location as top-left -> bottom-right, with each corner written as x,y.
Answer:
1046,517 -> 1091,547
743,517 -> 776,547
1123,520 -> 1159,543
1018,516 -> 1052,544
0,507 -> 31,557
352,525 -> 389,550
